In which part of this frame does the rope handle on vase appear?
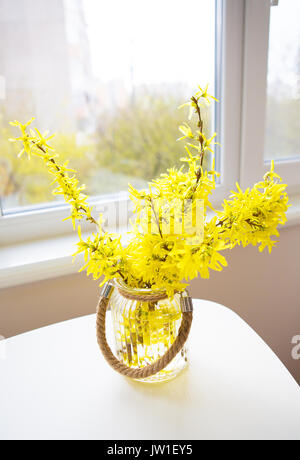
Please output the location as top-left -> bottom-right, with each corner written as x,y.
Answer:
96,281 -> 193,379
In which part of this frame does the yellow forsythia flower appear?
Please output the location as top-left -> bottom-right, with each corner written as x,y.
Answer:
9,87 -> 288,297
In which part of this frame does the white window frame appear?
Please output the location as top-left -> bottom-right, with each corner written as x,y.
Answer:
212,0 -> 244,206
0,193 -> 130,246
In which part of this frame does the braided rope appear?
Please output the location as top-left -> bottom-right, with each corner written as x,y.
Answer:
116,286 -> 169,302
96,286 -> 193,379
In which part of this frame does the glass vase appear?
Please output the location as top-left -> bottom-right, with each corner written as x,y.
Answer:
109,280 -> 188,383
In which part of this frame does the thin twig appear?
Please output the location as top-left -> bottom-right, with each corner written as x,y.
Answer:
150,197 -> 163,238
33,141 -> 101,229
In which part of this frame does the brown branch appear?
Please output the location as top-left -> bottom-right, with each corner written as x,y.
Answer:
191,96 -> 205,164
216,217 -> 228,227
190,96 -> 206,192
32,141 -> 102,230
150,197 -> 163,238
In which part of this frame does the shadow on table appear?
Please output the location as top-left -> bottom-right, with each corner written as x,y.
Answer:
124,364 -> 196,403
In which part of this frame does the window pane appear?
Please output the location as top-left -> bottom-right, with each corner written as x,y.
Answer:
265,0 -> 300,161
0,0 -> 215,213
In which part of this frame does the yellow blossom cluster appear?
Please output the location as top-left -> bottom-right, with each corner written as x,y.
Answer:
9,119 -> 95,229
9,86 -> 289,297
218,163 -> 289,253
74,226 -> 129,285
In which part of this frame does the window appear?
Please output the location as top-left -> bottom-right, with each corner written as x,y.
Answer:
265,0 -> 300,161
0,0 -> 216,217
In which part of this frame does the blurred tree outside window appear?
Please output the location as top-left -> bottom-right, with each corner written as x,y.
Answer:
265,0 -> 300,161
0,0 -> 215,212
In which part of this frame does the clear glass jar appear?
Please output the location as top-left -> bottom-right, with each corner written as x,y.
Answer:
109,280 -> 188,383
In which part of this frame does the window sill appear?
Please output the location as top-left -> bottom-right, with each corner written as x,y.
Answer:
0,233 -> 84,289
1,196 -> 300,290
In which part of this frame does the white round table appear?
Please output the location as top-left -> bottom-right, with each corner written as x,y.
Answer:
0,299 -> 299,440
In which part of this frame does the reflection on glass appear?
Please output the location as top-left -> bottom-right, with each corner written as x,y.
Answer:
265,0 -> 300,161
0,0 -> 215,212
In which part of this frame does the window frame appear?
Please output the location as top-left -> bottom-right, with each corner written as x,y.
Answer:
212,0 -> 244,205
0,192 -> 131,246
